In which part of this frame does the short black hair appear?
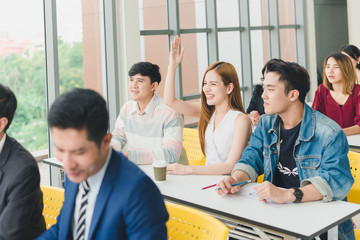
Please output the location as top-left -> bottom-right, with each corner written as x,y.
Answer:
265,59 -> 310,103
48,88 -> 109,147
261,59 -> 285,78
340,45 -> 360,70
128,62 -> 161,84
0,84 -> 17,132
340,45 -> 360,60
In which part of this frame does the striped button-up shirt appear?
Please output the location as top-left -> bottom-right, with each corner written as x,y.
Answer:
111,94 -> 187,165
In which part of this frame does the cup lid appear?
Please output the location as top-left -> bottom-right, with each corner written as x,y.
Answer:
152,161 -> 167,167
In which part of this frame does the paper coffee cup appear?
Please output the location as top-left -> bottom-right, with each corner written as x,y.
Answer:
152,161 -> 167,181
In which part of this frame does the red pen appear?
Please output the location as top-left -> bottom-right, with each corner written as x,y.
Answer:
201,184 -> 217,190
201,180 -> 251,190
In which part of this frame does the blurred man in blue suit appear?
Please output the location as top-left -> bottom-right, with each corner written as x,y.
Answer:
37,88 -> 168,240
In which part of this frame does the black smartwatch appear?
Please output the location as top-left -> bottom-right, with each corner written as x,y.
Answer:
292,187 -> 303,203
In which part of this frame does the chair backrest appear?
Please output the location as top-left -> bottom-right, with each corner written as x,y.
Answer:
40,186 -> 65,229
257,174 -> 264,183
183,128 -> 206,165
348,151 -> 360,204
355,229 -> 360,240
166,202 -> 229,240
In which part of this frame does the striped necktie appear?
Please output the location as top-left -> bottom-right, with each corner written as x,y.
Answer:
76,180 -> 90,240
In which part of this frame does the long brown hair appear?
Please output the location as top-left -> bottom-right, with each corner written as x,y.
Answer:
198,62 -> 245,154
323,52 -> 356,95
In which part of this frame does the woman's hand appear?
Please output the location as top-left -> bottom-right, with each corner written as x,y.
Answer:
249,110 -> 260,126
169,36 -> 185,67
167,163 -> 191,175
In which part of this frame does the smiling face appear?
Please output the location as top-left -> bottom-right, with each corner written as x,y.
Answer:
325,57 -> 344,85
128,74 -> 158,104
261,72 -> 294,115
52,127 -> 111,183
202,70 -> 233,107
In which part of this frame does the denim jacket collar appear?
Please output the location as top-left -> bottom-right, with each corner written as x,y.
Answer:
268,103 -> 315,143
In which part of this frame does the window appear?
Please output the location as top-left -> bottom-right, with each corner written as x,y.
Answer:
0,0 -> 305,155
57,0 -> 106,95
140,34 -> 169,94
138,0 -> 305,109
0,0 -> 47,152
180,33 -> 208,97
0,0 -> 118,158
139,0 -> 168,30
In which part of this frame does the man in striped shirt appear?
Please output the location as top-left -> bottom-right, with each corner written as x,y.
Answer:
111,62 -> 187,165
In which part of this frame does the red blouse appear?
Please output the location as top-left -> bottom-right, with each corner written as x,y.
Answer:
312,84 -> 360,128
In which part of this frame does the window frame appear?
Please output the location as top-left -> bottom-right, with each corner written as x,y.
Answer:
139,0 -> 306,106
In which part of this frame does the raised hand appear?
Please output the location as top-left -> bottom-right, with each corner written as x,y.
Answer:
169,36 -> 185,66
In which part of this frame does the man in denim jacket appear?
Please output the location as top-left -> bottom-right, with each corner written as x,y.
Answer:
217,60 -> 354,239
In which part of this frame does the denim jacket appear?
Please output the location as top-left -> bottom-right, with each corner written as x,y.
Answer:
234,104 -> 354,201
233,104 -> 355,239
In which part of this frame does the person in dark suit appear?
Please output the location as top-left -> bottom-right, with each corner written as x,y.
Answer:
37,88 -> 168,240
0,84 -> 46,240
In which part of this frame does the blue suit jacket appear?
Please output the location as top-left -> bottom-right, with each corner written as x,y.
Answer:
37,150 -> 168,240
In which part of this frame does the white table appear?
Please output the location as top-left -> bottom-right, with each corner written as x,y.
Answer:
42,158 -> 360,239
348,134 -> 360,149
139,165 -> 360,240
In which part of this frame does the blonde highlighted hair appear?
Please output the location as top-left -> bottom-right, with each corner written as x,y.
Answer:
323,52 -> 357,95
198,62 -> 245,154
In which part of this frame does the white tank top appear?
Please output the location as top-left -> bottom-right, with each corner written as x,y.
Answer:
204,109 -> 243,165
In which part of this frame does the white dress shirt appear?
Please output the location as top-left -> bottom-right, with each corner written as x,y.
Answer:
72,148 -> 112,240
0,134 -> 6,154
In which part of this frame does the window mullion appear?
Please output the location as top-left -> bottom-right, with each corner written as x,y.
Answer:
206,0 -> 218,64
239,0 -> 252,107
294,0 -> 306,67
167,0 -> 183,100
43,0 -> 60,159
268,0 -> 280,59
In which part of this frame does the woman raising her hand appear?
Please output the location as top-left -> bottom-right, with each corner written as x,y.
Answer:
164,36 -> 252,175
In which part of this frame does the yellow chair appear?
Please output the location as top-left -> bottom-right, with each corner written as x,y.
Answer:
40,186 -> 65,229
183,128 -> 206,166
347,151 -> 360,239
257,174 -> 264,183
166,202 -> 229,240
348,151 -> 360,204
355,229 -> 360,240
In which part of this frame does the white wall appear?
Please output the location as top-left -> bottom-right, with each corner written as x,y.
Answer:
117,0 -> 141,106
304,0 -> 317,101
347,0 -> 360,47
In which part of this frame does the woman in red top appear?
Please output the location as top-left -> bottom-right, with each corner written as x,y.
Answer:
312,52 -> 360,136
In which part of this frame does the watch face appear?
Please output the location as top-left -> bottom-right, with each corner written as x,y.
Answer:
293,188 -> 303,203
